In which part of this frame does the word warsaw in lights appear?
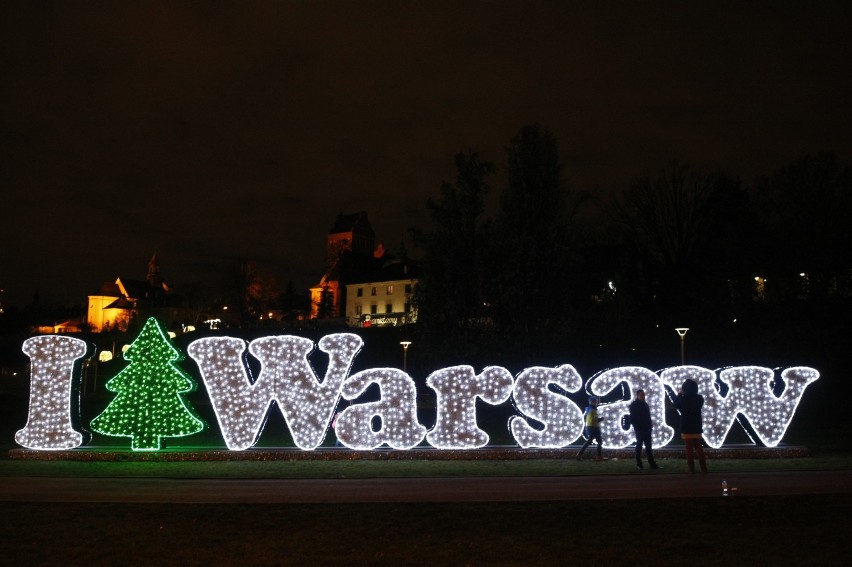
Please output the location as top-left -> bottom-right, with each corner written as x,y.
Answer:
15,322 -> 819,452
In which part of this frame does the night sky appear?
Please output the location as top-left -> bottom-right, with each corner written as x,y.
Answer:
2,1 -> 851,308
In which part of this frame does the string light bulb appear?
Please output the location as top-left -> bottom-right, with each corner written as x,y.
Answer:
660,365 -> 820,447
188,333 -> 363,450
15,335 -> 90,450
426,365 -> 514,449
509,365 -> 585,448
90,317 -> 205,451
336,368 -> 427,450
14,329 -> 820,452
586,366 -> 675,448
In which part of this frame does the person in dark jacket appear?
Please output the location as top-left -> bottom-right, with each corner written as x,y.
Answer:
673,378 -> 707,473
575,396 -> 605,461
628,389 -> 659,470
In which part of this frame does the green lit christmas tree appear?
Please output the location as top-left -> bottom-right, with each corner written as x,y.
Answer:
91,317 -> 205,450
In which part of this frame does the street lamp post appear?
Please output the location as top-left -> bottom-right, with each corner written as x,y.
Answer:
400,341 -> 412,373
675,328 -> 689,365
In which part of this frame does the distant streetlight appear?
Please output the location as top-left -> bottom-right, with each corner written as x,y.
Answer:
675,328 -> 689,365
400,341 -> 412,373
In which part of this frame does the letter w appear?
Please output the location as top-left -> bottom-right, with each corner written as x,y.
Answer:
188,334 -> 362,450
661,365 -> 819,447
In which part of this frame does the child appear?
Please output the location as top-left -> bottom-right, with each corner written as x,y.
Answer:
576,396 -> 605,461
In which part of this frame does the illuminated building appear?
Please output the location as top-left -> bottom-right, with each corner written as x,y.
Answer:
86,254 -> 172,332
307,212 -> 420,326
345,257 -> 420,327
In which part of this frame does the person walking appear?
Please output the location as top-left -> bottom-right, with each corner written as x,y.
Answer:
674,378 -> 707,473
576,396 -> 605,461
628,389 -> 660,470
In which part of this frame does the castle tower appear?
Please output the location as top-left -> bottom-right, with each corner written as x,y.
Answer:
325,211 -> 375,272
311,212 -> 377,319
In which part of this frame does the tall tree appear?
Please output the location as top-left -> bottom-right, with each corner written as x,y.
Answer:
489,124 -> 583,345
613,161 -> 754,319
412,151 -> 495,352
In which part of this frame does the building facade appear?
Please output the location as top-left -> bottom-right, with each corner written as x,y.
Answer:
345,258 -> 420,327
86,255 -> 172,332
310,212 -> 420,327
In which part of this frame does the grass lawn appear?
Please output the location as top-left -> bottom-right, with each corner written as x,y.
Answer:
2,450 -> 852,479
3,495 -> 851,565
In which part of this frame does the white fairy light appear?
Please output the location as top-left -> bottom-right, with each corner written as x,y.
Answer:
661,366 -> 724,446
16,328 -> 820,453
426,365 -> 514,449
660,365 -> 819,448
187,333 -> 362,450
249,334 -> 363,450
587,367 -> 675,449
509,365 -> 584,448
89,317 -> 205,451
336,368 -> 427,450
15,335 -> 90,450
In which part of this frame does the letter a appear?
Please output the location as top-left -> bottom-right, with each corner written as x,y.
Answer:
588,367 -> 674,449
336,368 -> 426,450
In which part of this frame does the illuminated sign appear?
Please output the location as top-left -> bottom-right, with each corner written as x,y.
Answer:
90,317 -> 205,450
14,322 -> 819,452
15,335 -> 90,450
359,314 -> 408,327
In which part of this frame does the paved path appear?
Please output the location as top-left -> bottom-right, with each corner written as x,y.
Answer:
2,470 -> 850,503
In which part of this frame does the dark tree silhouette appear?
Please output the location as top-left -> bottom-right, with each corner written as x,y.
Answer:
752,152 -> 852,298
220,260 -> 281,325
412,151 -> 495,357
612,161 -> 755,321
488,124 -> 585,347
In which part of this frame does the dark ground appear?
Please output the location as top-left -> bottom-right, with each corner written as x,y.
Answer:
3,495 -> 851,566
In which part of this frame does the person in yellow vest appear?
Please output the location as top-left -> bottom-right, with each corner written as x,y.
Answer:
575,396 -> 606,461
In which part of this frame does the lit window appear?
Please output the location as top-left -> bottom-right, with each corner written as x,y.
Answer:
387,285 -> 394,295
371,287 -> 377,296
